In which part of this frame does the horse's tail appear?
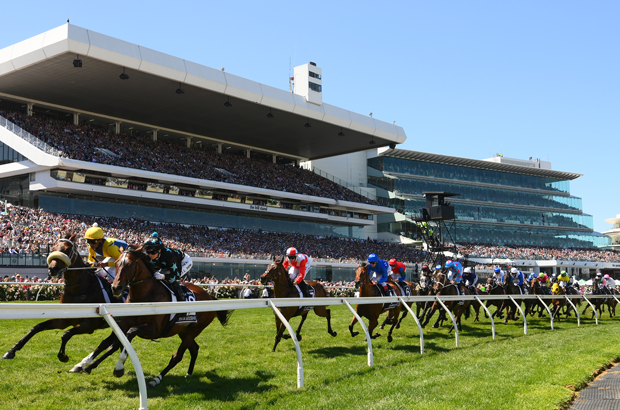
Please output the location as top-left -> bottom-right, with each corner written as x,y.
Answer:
217,309 -> 234,327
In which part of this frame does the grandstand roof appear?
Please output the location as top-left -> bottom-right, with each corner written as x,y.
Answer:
0,24 -> 406,160
380,149 -> 582,180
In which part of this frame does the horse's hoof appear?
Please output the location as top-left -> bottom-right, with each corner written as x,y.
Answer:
58,353 -> 69,363
432,323 -> 439,329
387,335 -> 393,343
296,334 -> 302,342
2,351 -> 15,360
330,331 -> 337,337
69,365 -> 83,373
351,331 -> 359,338
113,368 -> 125,378
83,366 -> 92,375
379,326 -> 385,330
282,334 -> 291,340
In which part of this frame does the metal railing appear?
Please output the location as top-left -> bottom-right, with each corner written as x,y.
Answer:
302,164 -> 378,202
0,292 -> 613,409
0,116 -> 63,157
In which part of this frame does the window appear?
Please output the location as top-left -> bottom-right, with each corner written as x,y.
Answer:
309,82 -> 322,92
309,72 -> 322,79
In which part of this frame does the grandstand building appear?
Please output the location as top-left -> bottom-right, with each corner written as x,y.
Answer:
308,148 -> 608,249
0,24 -> 407,279
603,214 -> 620,251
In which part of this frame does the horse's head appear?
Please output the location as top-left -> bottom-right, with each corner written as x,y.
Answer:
112,246 -> 152,297
434,271 -> 447,289
260,255 -> 284,285
354,263 -> 370,288
46,233 -> 79,278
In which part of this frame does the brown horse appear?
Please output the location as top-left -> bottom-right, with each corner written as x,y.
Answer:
259,256 -> 337,352
80,247 -> 232,388
349,263 -> 402,342
420,272 -> 470,332
2,234 -> 123,362
380,279 -> 417,330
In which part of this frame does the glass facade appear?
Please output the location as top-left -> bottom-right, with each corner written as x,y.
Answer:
0,142 -> 26,165
0,175 -> 37,207
39,194 -> 365,239
369,155 -> 600,248
368,156 -> 570,193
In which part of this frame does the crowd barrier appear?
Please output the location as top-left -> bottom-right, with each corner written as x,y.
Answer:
0,293 -> 615,410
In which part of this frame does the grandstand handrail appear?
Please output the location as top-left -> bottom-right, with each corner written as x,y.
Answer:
302,164 -> 378,202
0,116 -> 63,157
0,293 -> 609,409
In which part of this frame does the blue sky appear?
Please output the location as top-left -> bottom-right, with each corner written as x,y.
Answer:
2,1 -> 618,233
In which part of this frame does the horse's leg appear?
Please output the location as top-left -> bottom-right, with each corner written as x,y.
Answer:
396,306 -> 410,329
83,337 -> 125,374
3,319 -> 71,360
57,320 -> 102,363
148,336 -> 195,388
368,316 -> 380,339
317,308 -> 337,337
349,314 -> 360,338
387,311 -> 400,343
272,317 -> 287,352
294,313 -> 308,342
70,331 -> 118,373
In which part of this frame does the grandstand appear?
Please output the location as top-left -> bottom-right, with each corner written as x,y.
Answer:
0,23 -> 412,279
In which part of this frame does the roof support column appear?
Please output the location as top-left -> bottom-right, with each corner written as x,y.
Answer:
115,121 -> 121,135
272,154 -> 277,163
186,137 -> 192,148
245,149 -> 251,158
152,129 -> 158,142
73,113 -> 80,125
27,103 -> 33,117
217,143 -> 222,154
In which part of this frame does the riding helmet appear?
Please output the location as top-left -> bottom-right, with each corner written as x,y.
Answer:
367,254 -> 379,263
286,247 -> 298,257
84,226 -> 104,240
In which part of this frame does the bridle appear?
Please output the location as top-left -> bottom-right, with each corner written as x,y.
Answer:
46,238 -> 97,276
117,251 -> 154,289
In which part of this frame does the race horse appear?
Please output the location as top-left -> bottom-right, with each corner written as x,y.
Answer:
380,278 -> 417,330
420,272 -> 470,332
77,247 -> 232,388
2,234 -> 123,362
349,263 -> 402,342
481,278 -> 506,320
259,256 -> 337,352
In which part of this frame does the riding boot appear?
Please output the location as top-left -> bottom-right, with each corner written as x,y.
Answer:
298,281 -> 310,298
169,280 -> 184,301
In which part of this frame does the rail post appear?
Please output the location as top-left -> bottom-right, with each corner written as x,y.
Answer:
582,296 -> 599,325
507,295 -> 527,335
536,295 -> 554,330
474,295 -> 495,339
434,297 -> 459,347
99,305 -> 148,410
398,297 -> 424,354
564,295 -> 580,327
269,300 -> 304,388
343,298 -> 374,367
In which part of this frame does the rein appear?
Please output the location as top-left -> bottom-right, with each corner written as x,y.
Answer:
47,238 -> 97,276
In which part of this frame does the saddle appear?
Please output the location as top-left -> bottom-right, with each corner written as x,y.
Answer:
161,281 -> 197,325
295,281 -> 315,312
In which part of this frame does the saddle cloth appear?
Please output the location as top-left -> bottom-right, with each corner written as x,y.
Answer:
295,284 -> 315,312
377,284 -> 400,310
162,282 -> 197,324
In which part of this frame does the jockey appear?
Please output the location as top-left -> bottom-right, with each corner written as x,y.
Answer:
388,258 -> 409,295
420,264 -> 431,277
143,232 -> 192,300
603,274 -> 615,289
527,271 -> 538,284
508,267 -> 525,294
84,224 -> 128,283
462,267 -> 478,293
445,260 -> 463,284
538,272 -> 551,295
283,247 -> 312,297
367,253 -> 390,293
557,271 -> 571,290
491,267 -> 504,284
551,273 -> 558,284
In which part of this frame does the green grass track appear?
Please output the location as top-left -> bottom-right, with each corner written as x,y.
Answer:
1,302 -> 619,410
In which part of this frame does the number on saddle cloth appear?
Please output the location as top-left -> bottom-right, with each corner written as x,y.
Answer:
164,282 -> 197,324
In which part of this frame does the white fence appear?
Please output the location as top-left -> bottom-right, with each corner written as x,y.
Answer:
0,293 -> 615,410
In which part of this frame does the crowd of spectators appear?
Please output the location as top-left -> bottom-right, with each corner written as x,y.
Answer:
458,243 -> 620,263
0,205 -> 424,263
1,110 -> 380,205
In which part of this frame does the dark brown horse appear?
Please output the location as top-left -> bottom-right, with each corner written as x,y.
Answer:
349,263 -> 402,342
420,272 -> 470,332
80,247 -> 232,388
380,279 -> 417,330
259,256 -> 337,352
2,234 -> 122,362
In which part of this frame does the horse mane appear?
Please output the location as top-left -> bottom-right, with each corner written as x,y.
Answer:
124,246 -> 158,274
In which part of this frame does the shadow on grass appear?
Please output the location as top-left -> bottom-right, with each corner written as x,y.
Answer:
102,369 -> 277,401
308,345 -> 368,358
